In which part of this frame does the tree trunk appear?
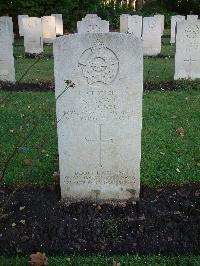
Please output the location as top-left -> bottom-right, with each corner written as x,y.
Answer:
128,0 -> 135,9
135,0 -> 143,10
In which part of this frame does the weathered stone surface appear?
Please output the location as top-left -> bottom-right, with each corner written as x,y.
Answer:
154,14 -> 165,35
120,14 -> 129,33
120,14 -> 142,38
23,17 -> 43,54
0,18 -> 15,82
18,15 -> 28,36
0,16 -> 14,43
42,16 -> 56,43
174,20 -> 200,80
142,17 -> 161,56
51,14 -> 63,36
77,14 -> 109,33
54,33 -> 143,202
128,15 -> 142,37
187,15 -> 198,21
82,14 -> 101,21
170,15 -> 185,44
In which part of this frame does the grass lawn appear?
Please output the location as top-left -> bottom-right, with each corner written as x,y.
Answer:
0,89 -> 199,186
13,36 -> 176,84
0,31 -> 199,265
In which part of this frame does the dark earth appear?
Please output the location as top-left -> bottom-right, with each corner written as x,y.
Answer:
0,81 -> 55,92
0,183 -> 199,256
23,53 -> 54,59
0,81 -> 194,92
144,53 -> 174,58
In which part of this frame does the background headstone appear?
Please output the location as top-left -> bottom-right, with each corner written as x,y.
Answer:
77,14 -> 109,33
42,16 -> 56,43
120,14 -> 129,33
170,15 -> 185,44
0,17 -> 15,82
174,20 -> 200,80
51,14 -> 63,36
187,15 -> 198,21
54,33 -> 143,202
18,15 -> 29,36
142,17 -> 161,56
154,14 -> 165,35
23,17 -> 43,54
80,14 -> 101,22
0,16 -> 14,43
128,15 -> 142,37
120,14 -> 142,38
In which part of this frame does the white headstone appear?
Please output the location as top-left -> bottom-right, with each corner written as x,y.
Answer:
77,14 -> 109,33
154,14 -> 165,35
82,14 -> 101,22
120,14 -> 142,38
18,15 -> 29,36
120,14 -> 129,33
54,33 -> 143,202
174,20 -> 200,80
187,15 -> 198,21
142,17 -> 161,56
51,14 -> 63,36
0,16 -> 14,43
0,18 -> 15,82
128,15 -> 142,37
42,16 -> 56,43
23,17 -> 43,54
170,15 -> 185,44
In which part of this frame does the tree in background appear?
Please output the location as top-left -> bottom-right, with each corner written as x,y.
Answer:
136,0 -> 143,10
142,0 -> 200,15
0,0 -> 199,31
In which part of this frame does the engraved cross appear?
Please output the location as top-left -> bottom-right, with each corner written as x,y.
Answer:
85,124 -> 113,168
184,56 -> 198,65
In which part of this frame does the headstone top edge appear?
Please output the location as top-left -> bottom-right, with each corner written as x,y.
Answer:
54,32 -> 142,44
177,19 -> 200,26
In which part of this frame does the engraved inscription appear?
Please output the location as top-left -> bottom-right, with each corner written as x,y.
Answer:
57,89 -> 134,122
0,21 -> 6,30
0,21 -> 7,39
86,24 -> 101,32
85,124 -> 113,167
185,25 -> 200,39
185,43 -> 200,52
26,19 -> 38,30
78,45 -> 119,85
64,170 -> 131,186
148,18 -> 157,30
